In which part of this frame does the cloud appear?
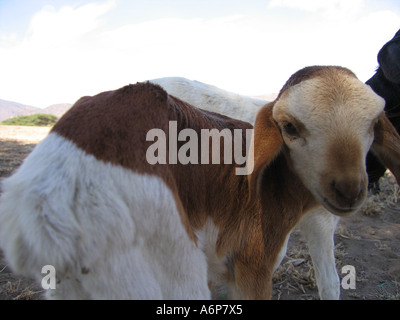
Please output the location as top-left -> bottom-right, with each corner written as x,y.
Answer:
0,9 -> 259,106
0,0 -> 117,106
268,0 -> 365,19
0,0 -> 399,107
268,0 -> 364,12
26,0 -> 116,47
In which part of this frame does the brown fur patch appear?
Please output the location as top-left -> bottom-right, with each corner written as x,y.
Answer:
326,135 -> 364,176
248,102 -> 283,200
372,113 -> 400,184
278,65 -> 357,99
321,137 -> 367,209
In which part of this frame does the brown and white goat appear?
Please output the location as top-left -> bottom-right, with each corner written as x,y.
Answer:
150,76 -> 340,300
0,66 -> 399,299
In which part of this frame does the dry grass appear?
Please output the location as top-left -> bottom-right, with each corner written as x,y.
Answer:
0,261 -> 44,300
360,172 -> 400,216
0,125 -> 51,143
0,125 -> 50,179
272,241 -> 318,300
0,140 -> 37,179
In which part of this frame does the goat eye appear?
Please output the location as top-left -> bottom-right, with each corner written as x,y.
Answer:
283,122 -> 299,137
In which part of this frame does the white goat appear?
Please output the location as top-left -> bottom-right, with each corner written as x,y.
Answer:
1,66 -> 399,299
150,76 -> 342,299
151,77 -> 265,124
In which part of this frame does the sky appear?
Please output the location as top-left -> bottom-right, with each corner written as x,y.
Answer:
0,0 -> 400,108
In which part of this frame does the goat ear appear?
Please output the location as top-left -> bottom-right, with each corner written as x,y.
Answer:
248,102 -> 283,201
378,35 -> 400,84
371,112 -> 400,184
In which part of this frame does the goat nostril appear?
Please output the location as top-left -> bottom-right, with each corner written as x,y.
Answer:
332,180 -> 364,203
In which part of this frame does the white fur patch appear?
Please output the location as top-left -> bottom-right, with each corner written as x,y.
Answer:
195,218 -> 233,299
196,219 -> 227,283
151,77 -> 265,124
0,132 -> 210,299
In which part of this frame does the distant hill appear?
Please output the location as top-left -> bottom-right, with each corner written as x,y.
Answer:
252,93 -> 278,101
0,99 -> 40,122
42,103 -> 72,118
0,99 -> 72,122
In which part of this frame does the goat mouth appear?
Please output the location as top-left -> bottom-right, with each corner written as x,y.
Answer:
318,194 -> 359,216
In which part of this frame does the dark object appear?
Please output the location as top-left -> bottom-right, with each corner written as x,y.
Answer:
366,29 -> 400,191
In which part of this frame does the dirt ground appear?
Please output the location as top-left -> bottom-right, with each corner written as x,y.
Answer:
0,125 -> 399,300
